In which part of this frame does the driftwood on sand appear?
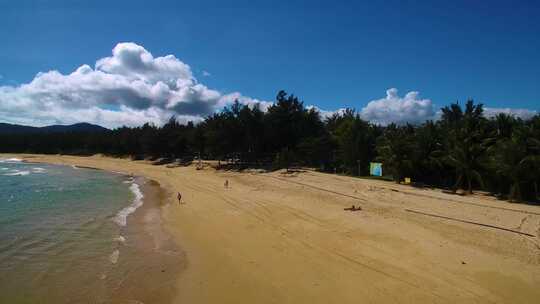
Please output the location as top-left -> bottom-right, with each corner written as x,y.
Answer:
344,205 -> 362,212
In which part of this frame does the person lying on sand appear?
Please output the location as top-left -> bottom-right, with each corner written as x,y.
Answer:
344,205 -> 362,211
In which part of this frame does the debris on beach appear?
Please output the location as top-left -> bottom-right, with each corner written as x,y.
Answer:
344,205 -> 362,212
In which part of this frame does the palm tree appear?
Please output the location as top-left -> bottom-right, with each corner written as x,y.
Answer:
442,100 -> 487,194
446,141 -> 485,194
488,125 -> 540,201
376,124 -> 415,183
413,121 -> 444,183
493,113 -> 516,139
335,116 -> 372,175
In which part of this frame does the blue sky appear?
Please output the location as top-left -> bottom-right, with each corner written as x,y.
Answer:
0,0 -> 539,127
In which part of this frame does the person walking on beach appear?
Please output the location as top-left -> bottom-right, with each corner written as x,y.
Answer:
177,192 -> 182,204
224,179 -> 229,189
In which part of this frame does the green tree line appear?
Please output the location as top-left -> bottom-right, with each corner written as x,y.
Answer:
1,91 -> 539,202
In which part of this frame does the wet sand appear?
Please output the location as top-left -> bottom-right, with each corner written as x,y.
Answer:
5,154 -> 540,304
106,178 -> 185,304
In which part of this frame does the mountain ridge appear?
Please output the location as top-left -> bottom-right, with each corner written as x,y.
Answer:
0,122 -> 109,134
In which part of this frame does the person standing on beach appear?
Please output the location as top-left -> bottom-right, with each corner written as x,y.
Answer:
224,179 -> 229,189
177,192 -> 182,204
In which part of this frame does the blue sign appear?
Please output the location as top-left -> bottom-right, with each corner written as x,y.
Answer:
370,162 -> 382,176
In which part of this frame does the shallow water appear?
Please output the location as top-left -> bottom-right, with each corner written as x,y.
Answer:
0,158 -> 179,303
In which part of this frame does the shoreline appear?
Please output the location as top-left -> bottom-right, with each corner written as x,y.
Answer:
3,153 -> 540,303
1,155 -> 184,303
106,177 -> 185,303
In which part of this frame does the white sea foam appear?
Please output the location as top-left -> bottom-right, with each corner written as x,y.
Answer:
0,168 -> 8,170
111,170 -> 129,175
114,235 -> 126,243
71,165 -> 79,170
109,249 -> 120,264
32,167 -> 46,173
4,170 -> 30,176
0,158 -> 23,163
113,183 -> 144,227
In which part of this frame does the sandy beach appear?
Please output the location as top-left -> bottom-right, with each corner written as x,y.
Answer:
5,154 -> 540,303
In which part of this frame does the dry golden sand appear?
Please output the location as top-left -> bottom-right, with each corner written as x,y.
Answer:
7,154 -> 540,303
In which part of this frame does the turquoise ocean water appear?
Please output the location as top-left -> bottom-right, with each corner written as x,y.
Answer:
0,158 -> 141,303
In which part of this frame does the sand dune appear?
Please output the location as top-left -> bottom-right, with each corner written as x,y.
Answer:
8,154 -> 540,303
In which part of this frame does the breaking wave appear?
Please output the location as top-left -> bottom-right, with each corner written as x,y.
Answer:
0,158 -> 23,163
113,183 -> 144,227
4,170 -> 30,176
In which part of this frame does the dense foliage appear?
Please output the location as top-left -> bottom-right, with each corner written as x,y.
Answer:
1,91 -> 539,202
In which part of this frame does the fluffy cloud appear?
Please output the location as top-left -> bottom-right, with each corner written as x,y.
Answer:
1,45 -> 536,129
0,42 -> 267,128
360,88 -> 436,125
305,105 -> 346,120
217,92 -> 273,112
483,107 -> 537,120
344,89 -> 537,124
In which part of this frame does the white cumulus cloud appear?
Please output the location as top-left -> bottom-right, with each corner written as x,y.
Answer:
360,88 -> 436,125
2,46 -> 536,129
306,105 -> 347,120
0,42 -> 267,128
217,92 -> 273,112
483,107 -> 537,120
